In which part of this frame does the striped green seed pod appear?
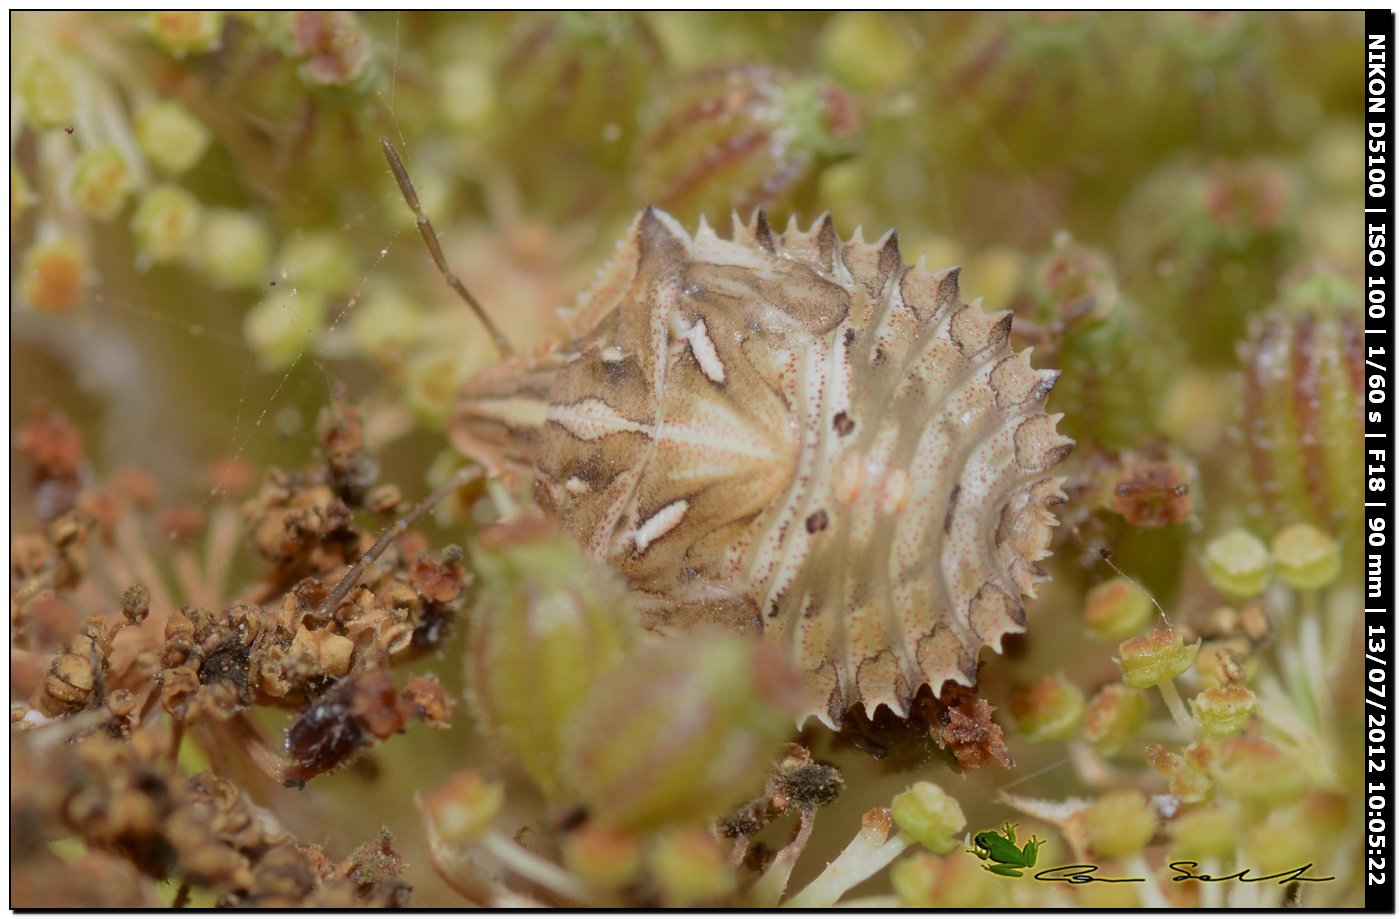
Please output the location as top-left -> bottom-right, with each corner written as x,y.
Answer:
562,634 -> 808,831
466,514 -> 640,799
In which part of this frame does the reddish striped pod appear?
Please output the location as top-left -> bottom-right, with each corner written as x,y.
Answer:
636,65 -> 862,225
1239,310 -> 1363,545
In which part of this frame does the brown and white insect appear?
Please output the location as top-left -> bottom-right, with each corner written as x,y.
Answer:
384,142 -> 1072,729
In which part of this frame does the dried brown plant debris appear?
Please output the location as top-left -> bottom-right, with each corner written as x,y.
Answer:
11,398 -> 469,907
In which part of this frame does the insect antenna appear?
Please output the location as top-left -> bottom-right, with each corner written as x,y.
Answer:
380,138 -> 516,358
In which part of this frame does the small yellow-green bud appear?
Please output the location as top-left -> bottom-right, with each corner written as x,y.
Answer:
819,12 -> 916,93
20,237 -> 86,314
1009,674 -> 1086,743
196,209 -> 272,290
649,828 -> 735,906
134,102 -> 212,176
890,782 -> 966,853
1084,577 -> 1155,641
243,289 -> 327,370
421,771 -> 504,847
12,162 -> 34,229
1147,742 -> 1215,804
70,145 -> 132,221
17,53 -> 76,130
562,826 -> 642,891
1195,638 -> 1254,689
466,515 -> 639,800
1118,628 -> 1199,689
439,61 -> 496,133
277,231 -> 357,293
1190,685 -> 1257,739
891,852 -> 1006,908
1270,523 -> 1341,590
563,635 -> 808,831
131,184 -> 202,263
1083,790 -> 1156,859
1202,529 -> 1272,598
147,11 -> 224,57
404,346 -> 477,423
349,287 -> 425,367
1081,683 -> 1149,756
1244,813 -> 1314,875
1169,805 -> 1238,861
1210,737 -> 1307,805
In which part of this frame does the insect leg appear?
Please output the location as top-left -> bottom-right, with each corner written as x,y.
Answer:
316,464 -> 482,618
379,138 -> 516,358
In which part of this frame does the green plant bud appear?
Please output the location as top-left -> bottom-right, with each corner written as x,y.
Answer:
439,61 -> 496,133
1243,813 -> 1313,875
1239,310 -> 1364,547
134,101 -> 212,176
1195,638 -> 1256,689
1081,683 -> 1149,756
20,237 -> 86,314
70,145 -> 132,221
1021,232 -> 1121,329
348,287 -> 425,368
1084,577 -> 1155,641
819,12 -> 916,93
403,346 -> 478,424
1202,529 -> 1272,599
12,162 -> 34,229
890,782 -> 966,853
1274,261 -> 1360,319
562,826 -> 642,891
563,635 -> 808,831
243,289 -> 327,370
891,852 -> 1007,908
637,64 -> 862,224
1270,523 -> 1342,590
421,771 -> 504,847
1147,742 -> 1215,804
1190,685 -> 1257,739
1083,790 -> 1156,859
1118,628 -> 1198,689
147,11 -> 224,57
1169,805 -> 1238,860
277,231 -> 357,294
131,184 -> 202,263
466,514 -> 640,800
648,828 -> 735,906
196,209 -> 273,290
1009,674 -> 1086,743
1210,737 -> 1307,806
17,52 -> 76,130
